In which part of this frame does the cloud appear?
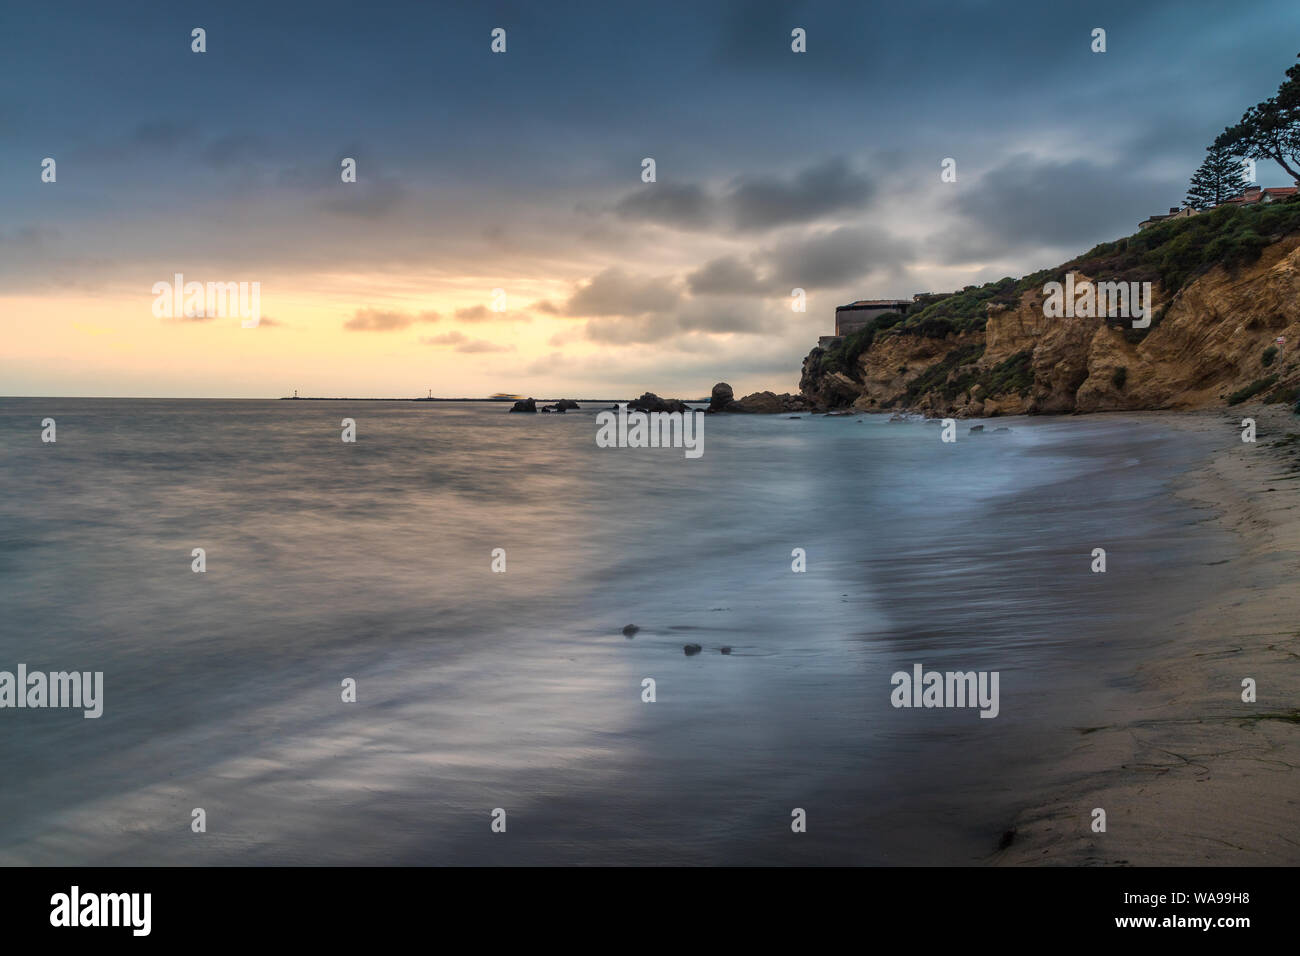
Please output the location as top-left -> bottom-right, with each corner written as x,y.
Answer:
420,331 -> 515,353
343,308 -> 440,331
455,305 -> 532,323
762,225 -> 914,288
613,182 -> 717,230
686,255 -> 770,296
728,158 -> 877,231
562,267 -> 682,316
947,154 -> 1169,257
614,158 -> 877,234
581,296 -> 778,344
457,339 -> 515,353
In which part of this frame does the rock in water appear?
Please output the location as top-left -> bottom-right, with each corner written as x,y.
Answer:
628,392 -> 689,413
720,646 -> 732,655
708,382 -> 735,412
543,399 -> 580,413
683,643 -> 702,656
509,398 -> 537,413
622,624 -> 640,637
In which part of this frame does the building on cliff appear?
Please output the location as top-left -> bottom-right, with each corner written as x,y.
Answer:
1140,186 -> 1299,229
834,299 -> 913,335
817,298 -> 915,348
1139,206 -> 1197,230
1221,185 -> 1297,207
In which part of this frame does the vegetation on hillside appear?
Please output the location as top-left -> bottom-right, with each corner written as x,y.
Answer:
805,196 -> 1300,399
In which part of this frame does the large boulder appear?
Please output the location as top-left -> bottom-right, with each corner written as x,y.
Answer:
708,382 -> 735,412
508,398 -> 537,413
627,392 -> 690,413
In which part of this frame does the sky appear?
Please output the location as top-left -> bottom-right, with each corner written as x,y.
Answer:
2,0 -> 1297,398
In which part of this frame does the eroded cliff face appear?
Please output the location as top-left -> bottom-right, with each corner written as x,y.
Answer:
800,235 -> 1300,416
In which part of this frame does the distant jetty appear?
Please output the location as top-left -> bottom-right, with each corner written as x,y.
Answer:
279,395 -> 634,403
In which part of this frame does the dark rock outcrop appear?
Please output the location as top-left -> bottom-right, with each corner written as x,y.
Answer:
628,392 -> 690,413
683,643 -> 702,656
708,382 -> 735,411
731,390 -> 809,413
541,398 -> 580,413
707,381 -> 809,413
509,398 -> 537,413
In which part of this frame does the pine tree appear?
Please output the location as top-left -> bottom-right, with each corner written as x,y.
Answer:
1187,145 -> 1250,209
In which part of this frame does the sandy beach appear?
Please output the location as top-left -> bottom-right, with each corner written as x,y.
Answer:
998,406 -> 1300,865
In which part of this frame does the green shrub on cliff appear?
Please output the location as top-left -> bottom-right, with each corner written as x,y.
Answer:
904,344 -> 986,402
1227,375 -> 1279,404
980,350 -> 1035,398
1067,195 -> 1300,296
1263,345 -> 1279,366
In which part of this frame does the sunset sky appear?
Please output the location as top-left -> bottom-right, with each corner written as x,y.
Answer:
2,0 -> 1296,398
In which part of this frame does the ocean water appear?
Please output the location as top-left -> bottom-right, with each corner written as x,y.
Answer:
0,399 -> 1233,865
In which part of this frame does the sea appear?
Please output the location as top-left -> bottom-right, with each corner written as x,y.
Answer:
0,398 -> 1234,864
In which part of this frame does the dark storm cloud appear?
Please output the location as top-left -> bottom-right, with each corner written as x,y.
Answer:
615,158 -> 877,234
762,226 -> 915,288
613,183 -> 717,230
687,256 -> 770,295
944,155 -> 1171,258
729,158 -> 876,230
581,296 -> 780,344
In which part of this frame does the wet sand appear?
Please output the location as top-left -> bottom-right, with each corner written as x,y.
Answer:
998,407 -> 1300,865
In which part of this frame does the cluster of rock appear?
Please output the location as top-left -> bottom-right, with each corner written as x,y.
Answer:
706,382 -> 810,413
625,392 -> 691,413
508,385 -> 811,415
508,398 -> 580,413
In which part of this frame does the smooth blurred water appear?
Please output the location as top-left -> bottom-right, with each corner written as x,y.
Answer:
0,399 -> 1232,864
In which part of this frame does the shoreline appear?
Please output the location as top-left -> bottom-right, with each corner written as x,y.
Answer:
996,405 -> 1300,865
